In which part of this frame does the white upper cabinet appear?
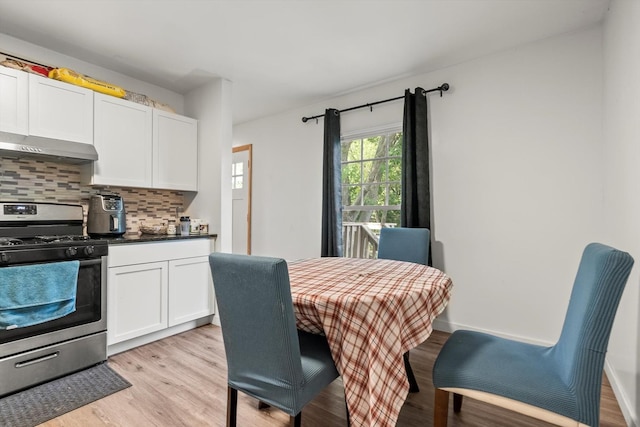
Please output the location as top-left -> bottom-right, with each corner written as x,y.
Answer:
89,93 -> 153,187
0,67 -> 28,136
153,110 -> 198,191
28,73 -> 93,144
85,97 -> 198,191
1,69 -> 198,191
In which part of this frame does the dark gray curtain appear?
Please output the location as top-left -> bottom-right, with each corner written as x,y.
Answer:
321,108 -> 342,257
401,87 -> 432,264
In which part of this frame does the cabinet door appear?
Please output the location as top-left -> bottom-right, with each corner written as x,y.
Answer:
0,67 -> 28,135
92,93 -> 153,187
153,110 -> 198,191
168,256 -> 215,327
28,73 -> 93,144
107,261 -> 168,345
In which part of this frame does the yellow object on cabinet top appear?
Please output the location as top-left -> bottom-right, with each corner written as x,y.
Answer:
48,67 -> 126,98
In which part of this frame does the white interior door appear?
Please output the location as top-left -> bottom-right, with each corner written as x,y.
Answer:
232,145 -> 252,254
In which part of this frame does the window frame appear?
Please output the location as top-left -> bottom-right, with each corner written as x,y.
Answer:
340,123 -> 402,220
231,160 -> 244,189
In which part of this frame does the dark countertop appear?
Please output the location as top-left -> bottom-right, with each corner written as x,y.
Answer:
104,233 -> 217,245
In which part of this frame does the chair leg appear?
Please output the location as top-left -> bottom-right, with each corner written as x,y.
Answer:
403,351 -> 420,392
434,388 -> 449,427
227,386 -> 238,427
453,393 -> 463,413
345,397 -> 351,427
290,413 -> 301,427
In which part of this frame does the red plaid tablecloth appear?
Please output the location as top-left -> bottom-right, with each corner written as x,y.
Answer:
288,257 -> 453,427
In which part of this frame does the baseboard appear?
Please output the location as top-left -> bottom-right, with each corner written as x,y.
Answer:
604,359 -> 637,427
107,316 -> 214,356
432,318 -> 455,333
432,318 -> 553,346
211,314 -> 220,327
432,319 -> 634,426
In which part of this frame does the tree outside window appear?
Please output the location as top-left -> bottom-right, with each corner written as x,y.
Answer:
341,129 -> 402,257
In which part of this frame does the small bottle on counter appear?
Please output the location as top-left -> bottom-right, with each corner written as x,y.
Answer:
167,220 -> 177,235
190,218 -> 201,235
179,216 -> 190,236
199,221 -> 209,235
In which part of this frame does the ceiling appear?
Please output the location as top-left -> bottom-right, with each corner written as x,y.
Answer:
0,0 -> 610,125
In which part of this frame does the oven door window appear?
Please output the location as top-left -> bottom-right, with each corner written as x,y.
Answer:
0,259 -> 102,344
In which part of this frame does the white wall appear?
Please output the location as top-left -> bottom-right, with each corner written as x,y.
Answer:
428,28 -> 604,344
235,21 -> 625,404
235,25 -> 604,341
603,1 -> 640,425
232,109 -> 324,259
237,20 -> 640,422
184,79 -> 233,252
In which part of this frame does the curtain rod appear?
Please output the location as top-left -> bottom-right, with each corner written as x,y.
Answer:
301,83 -> 449,123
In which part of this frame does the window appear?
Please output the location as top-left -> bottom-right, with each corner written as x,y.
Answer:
341,128 -> 402,226
341,127 -> 402,258
231,161 -> 244,189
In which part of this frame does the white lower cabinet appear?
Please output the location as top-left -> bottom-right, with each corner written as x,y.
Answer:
168,256 -> 213,326
108,261 -> 168,345
107,239 -> 214,349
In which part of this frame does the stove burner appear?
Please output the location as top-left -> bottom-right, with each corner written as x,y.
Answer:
0,202 -> 107,265
34,235 -> 91,243
0,237 -> 23,246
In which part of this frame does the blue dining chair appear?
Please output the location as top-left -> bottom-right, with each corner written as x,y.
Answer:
377,227 -> 430,265
432,242 -> 634,427
209,252 -> 341,427
377,226 -> 431,392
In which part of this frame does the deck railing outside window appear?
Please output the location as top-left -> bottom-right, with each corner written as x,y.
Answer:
342,222 -> 396,259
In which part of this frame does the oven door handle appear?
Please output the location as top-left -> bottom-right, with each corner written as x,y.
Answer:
79,258 -> 102,267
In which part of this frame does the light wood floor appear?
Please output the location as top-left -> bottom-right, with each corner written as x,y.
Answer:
41,325 -> 627,427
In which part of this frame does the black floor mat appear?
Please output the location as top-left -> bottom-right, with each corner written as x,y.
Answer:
0,362 -> 131,427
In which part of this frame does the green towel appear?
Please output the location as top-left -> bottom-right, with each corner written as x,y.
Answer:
0,261 -> 80,329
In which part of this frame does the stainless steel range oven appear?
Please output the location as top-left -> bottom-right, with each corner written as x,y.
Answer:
0,201 -> 108,396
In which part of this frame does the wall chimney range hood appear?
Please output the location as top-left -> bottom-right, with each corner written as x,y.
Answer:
0,133 -> 98,164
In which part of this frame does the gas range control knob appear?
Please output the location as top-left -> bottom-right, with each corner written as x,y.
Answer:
66,247 -> 78,257
84,245 -> 95,256
0,252 -> 10,263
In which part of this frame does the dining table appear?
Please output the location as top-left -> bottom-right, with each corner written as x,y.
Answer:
287,256 -> 453,427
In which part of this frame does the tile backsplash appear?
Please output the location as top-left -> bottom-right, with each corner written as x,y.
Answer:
0,157 -> 185,234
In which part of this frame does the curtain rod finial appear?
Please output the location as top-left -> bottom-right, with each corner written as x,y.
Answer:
438,83 -> 450,97
302,117 -> 309,123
